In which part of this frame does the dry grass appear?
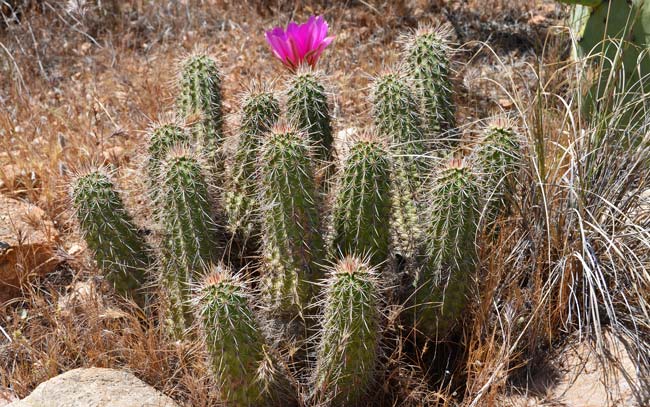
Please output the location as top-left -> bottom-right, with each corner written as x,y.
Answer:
3,1 -> 649,406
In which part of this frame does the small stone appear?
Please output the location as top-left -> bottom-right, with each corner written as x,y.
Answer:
7,368 -> 179,407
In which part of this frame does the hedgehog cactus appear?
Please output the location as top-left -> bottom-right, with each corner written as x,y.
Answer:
330,133 -> 391,268
475,120 -> 522,223
404,24 -> 457,147
145,121 -> 191,205
371,71 -> 426,264
286,67 -> 333,163
158,147 -> 218,336
198,265 -> 293,406
71,169 -> 151,300
258,125 -> 324,326
412,158 -> 480,337
225,89 -> 280,238
313,256 -> 381,406
177,53 -> 223,165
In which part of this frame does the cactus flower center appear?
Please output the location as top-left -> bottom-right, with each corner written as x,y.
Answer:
265,15 -> 334,71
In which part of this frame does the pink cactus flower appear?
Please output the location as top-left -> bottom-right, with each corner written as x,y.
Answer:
265,15 -> 334,71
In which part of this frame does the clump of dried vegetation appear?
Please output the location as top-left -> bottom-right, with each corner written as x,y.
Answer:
1,1 -> 648,406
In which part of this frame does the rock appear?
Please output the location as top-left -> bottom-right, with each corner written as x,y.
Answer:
8,368 -> 179,407
0,195 -> 60,303
57,279 -> 103,317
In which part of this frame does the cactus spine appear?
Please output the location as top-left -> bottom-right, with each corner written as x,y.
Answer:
405,25 -> 457,147
71,169 -> 151,299
198,266 -> 293,406
330,133 -> 391,268
177,53 -> 223,166
475,120 -> 521,222
286,68 -> 333,162
313,256 -> 381,406
225,89 -> 280,238
413,159 -> 480,337
372,71 -> 425,264
258,125 -> 323,324
158,147 -> 218,336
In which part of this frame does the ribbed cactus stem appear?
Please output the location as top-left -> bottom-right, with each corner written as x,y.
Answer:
286,67 -> 333,163
330,133 -> 391,268
372,71 -> 426,263
258,125 -> 323,324
413,158 -> 480,337
145,121 -> 191,206
313,256 -> 381,406
158,146 -> 218,336
177,53 -> 223,167
475,120 -> 522,223
70,169 -> 151,300
198,265 -> 293,406
405,24 -> 457,148
225,89 -> 280,238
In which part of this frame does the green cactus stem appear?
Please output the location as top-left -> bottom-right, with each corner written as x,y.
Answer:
177,53 -> 223,168
258,125 -> 324,325
145,120 -> 191,206
330,133 -> 391,268
371,70 -> 426,265
70,169 -> 151,300
475,119 -> 522,223
198,265 -> 294,406
225,88 -> 281,238
404,24 -> 457,148
158,146 -> 219,336
313,256 -> 381,406
412,158 -> 480,337
286,67 -> 333,163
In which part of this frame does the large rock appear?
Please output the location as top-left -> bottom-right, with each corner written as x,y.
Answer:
8,368 -> 179,407
0,195 -> 60,303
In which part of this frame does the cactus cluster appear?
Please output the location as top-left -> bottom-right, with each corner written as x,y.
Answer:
70,35 -> 524,404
